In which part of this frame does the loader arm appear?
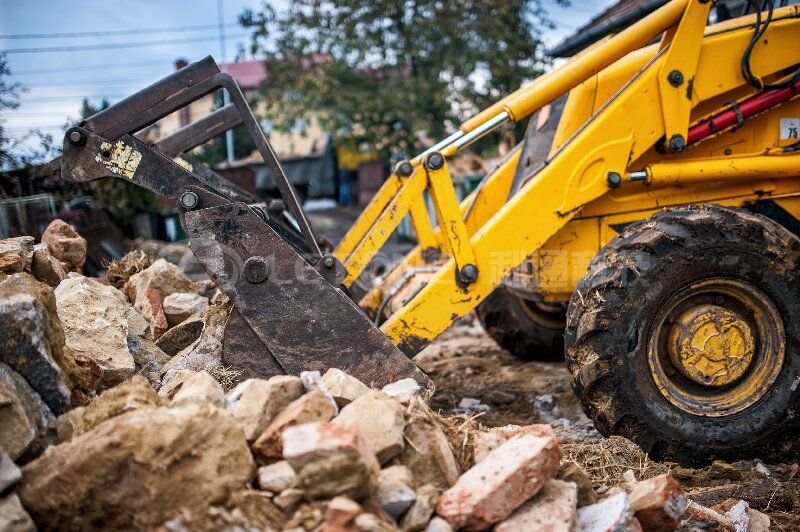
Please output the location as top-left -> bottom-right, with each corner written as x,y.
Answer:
337,0 -> 800,354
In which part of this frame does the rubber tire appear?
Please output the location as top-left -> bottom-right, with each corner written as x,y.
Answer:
477,287 -> 565,361
565,204 -> 800,466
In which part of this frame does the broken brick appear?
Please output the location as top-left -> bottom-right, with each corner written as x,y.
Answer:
251,390 -> 337,462
629,473 -> 687,531
436,432 -> 562,529
282,421 -> 379,501
495,479 -> 577,532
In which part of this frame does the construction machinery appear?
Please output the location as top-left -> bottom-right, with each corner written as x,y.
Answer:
58,0 -> 800,465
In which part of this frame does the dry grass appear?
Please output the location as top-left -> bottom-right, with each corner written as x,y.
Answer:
206,365 -> 243,392
105,250 -> 152,288
406,395 -> 484,473
561,436 -> 673,488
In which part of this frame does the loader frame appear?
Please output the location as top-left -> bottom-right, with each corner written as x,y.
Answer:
338,0 -> 800,355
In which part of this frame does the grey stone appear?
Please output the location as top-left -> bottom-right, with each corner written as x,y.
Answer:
0,273 -> 71,414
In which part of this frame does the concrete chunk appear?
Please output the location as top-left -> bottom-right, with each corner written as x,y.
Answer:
0,450 -> 21,493
125,258 -> 197,320
629,473 -> 687,531
397,412 -> 459,490
401,483 -> 439,532
163,292 -> 208,327
472,424 -> 556,463
74,375 -> 162,436
1,273 -> 71,414
321,368 -> 371,407
324,496 -> 363,532
381,378 -> 421,404
0,362 -> 56,461
274,487 -> 304,514
18,403 -> 255,530
376,465 -> 417,521
424,516 -> 453,532
171,370 -> 224,407
0,236 -> 34,274
155,315 -> 203,356
0,493 -> 36,532
282,421 -> 379,501
225,375 -> 304,441
257,460 -> 297,493
251,390 -> 337,461
436,433 -> 562,529
495,479 -> 577,532
30,243 -> 66,287
576,492 -> 632,532
42,219 -> 86,270
56,276 -> 136,389
333,391 -> 405,464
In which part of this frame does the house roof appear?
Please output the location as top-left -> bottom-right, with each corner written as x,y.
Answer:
219,55 -> 329,90
222,60 -> 268,90
549,0 -> 669,57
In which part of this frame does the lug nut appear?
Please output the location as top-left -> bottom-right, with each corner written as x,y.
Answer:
323,256 -> 335,268
459,263 -> 479,284
426,152 -> 445,170
606,171 -> 622,188
244,256 -> 270,284
179,191 -> 199,210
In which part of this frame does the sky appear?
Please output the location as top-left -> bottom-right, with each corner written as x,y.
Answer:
0,0 -> 615,152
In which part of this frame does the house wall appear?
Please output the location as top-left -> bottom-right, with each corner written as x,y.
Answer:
151,90 -> 328,160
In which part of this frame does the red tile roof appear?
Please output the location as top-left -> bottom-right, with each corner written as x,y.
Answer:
222,60 -> 268,90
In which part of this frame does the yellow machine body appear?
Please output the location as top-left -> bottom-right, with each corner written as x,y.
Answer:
334,0 -> 800,355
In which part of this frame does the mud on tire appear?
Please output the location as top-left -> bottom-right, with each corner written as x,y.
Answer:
565,204 -> 800,465
477,288 -> 565,361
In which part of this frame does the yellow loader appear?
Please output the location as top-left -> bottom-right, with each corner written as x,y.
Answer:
59,0 -> 800,465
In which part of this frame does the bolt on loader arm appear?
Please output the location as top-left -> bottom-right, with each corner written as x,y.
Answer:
58,56 -> 432,390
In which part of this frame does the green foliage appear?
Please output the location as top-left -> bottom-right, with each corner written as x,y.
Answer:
240,0 -> 566,160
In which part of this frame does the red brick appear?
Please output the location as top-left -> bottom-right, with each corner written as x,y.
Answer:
495,479 -> 577,532
436,433 -> 562,529
472,424 -> 555,463
629,473 -> 687,531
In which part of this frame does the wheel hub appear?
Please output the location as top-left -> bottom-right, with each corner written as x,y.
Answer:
667,304 -> 755,387
647,278 -> 785,417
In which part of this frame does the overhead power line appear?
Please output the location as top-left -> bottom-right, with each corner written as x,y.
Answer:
20,76 -> 157,88
1,33 -> 249,54
19,94 -> 126,102
11,59 -> 175,75
0,23 -> 240,40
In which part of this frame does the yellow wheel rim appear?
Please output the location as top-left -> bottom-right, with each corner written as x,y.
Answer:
648,278 -> 784,417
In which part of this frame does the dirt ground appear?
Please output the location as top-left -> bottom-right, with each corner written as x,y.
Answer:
415,314 -> 800,530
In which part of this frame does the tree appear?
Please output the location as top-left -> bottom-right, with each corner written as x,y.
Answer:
240,0 -> 566,160
0,54 -> 56,169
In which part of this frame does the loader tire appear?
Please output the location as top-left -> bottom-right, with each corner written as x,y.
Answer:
477,288 -> 565,361
565,204 -> 800,465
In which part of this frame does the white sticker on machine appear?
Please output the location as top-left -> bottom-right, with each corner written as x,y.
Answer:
780,118 -> 799,139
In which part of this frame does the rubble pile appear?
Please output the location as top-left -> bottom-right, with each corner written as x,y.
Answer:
0,222 -> 781,530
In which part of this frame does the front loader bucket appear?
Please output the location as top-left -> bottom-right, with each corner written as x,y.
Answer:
57,56 -> 432,391
186,203 -> 430,388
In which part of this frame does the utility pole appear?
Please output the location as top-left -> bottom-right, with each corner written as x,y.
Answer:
218,0 -> 235,163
